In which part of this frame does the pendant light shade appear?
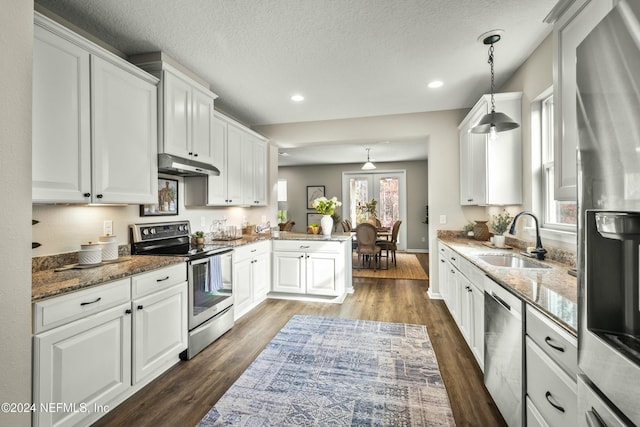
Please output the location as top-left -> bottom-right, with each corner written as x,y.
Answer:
361,148 -> 376,170
471,32 -> 520,135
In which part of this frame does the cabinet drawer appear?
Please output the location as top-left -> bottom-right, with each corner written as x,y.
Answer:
131,263 -> 186,299
526,305 -> 577,378
526,337 -> 577,427
234,240 -> 270,261
526,397 -> 550,427
577,375 -> 629,427
272,240 -> 340,253
33,278 -> 130,334
458,256 -> 485,290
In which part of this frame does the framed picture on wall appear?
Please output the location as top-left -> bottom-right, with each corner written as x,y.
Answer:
140,178 -> 179,216
307,185 -> 325,209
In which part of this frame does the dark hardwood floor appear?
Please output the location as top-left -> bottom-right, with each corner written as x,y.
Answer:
93,253 -> 506,427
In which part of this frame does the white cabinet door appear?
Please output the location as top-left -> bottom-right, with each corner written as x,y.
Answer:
205,115 -> 228,205
459,107 -> 486,205
272,251 -> 305,294
162,70 -> 192,159
241,132 -> 255,205
252,138 -> 268,205
469,279 -> 484,369
445,264 -> 459,322
306,252 -> 340,296
458,273 -> 472,344
458,92 -> 522,206
191,86 -> 215,164
33,303 -> 131,427
132,283 -> 187,384
233,257 -> 254,318
91,56 -> 158,204
553,0 -> 615,200
252,251 -> 271,301
32,24 -> 91,203
226,124 -> 244,205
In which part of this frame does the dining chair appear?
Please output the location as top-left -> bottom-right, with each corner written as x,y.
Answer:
283,220 -> 295,231
355,223 -> 381,271
376,220 -> 402,268
341,219 -> 351,232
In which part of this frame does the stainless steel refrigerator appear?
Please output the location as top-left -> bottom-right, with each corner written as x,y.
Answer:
577,1 -> 640,425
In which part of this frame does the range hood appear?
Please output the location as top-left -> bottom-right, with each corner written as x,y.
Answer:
157,153 -> 220,177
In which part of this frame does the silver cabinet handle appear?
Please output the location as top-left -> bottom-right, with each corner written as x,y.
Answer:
300,245 -> 310,249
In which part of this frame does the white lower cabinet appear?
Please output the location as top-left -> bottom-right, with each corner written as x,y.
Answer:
33,302 -> 131,427
525,305 -> 577,427
272,240 -> 346,298
132,283 -> 187,384
438,242 -> 484,370
33,265 -> 187,427
232,241 -> 271,320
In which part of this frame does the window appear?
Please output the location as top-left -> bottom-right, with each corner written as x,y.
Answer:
541,95 -> 577,230
277,179 -> 287,223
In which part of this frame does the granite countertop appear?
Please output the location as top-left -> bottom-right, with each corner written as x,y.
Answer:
438,236 -> 578,334
32,255 -> 186,302
33,233 -> 352,302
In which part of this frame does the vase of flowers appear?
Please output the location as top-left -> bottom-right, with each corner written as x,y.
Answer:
359,199 -> 378,224
312,196 -> 342,236
490,210 -> 513,247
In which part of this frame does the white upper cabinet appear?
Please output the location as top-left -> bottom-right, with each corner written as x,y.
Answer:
32,23 -> 91,203
160,67 -> 218,165
185,112 -> 269,207
551,0 -> 615,200
91,56 -> 158,204
32,13 -> 158,204
458,92 -> 522,206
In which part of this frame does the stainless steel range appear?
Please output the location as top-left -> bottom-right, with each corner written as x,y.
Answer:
130,221 -> 234,360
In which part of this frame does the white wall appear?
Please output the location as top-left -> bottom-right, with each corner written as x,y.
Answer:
279,160 -> 429,251
1,1 -> 33,425
256,109 -> 468,296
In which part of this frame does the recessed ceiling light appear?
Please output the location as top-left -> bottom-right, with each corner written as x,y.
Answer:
290,94 -> 305,102
428,80 -> 444,89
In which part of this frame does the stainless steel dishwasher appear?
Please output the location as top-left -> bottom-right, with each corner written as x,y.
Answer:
484,276 -> 524,427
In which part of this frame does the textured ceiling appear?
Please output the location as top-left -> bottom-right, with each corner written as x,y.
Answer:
35,0 -> 556,165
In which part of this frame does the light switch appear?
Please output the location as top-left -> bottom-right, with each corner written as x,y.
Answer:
439,215 -> 447,224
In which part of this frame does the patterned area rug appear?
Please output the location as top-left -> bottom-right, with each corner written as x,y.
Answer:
352,253 -> 428,280
197,315 -> 455,426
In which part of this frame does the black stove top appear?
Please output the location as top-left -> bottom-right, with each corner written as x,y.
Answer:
129,221 -> 233,260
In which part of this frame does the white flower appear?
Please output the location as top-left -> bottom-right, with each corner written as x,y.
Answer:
312,196 -> 342,215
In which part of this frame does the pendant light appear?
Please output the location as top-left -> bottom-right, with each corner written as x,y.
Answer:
361,148 -> 376,170
471,32 -> 519,136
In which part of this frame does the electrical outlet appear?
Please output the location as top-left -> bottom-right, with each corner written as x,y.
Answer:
103,220 -> 113,235
439,215 -> 447,224
200,216 -> 206,227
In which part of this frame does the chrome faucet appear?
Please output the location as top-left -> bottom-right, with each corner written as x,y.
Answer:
509,211 -> 547,260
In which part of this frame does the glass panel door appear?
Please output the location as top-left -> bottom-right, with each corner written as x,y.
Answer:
342,171 -> 406,250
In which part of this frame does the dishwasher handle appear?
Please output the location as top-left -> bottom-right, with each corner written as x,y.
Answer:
490,291 -> 511,311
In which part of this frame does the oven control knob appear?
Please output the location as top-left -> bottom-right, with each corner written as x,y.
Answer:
150,228 -> 157,234
142,229 -> 149,235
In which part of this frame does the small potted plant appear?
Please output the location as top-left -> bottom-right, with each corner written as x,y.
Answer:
307,223 -> 319,234
193,230 -> 205,245
490,210 -> 513,247
462,222 -> 475,238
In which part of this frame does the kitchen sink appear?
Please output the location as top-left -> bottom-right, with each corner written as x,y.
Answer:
477,254 -> 550,269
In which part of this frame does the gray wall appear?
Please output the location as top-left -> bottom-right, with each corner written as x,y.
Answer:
279,160 -> 429,251
1,1 -> 33,425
